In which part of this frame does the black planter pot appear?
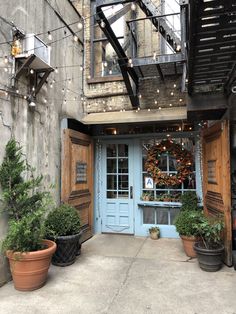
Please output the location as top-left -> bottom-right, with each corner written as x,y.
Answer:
51,233 -> 81,267
194,242 -> 224,272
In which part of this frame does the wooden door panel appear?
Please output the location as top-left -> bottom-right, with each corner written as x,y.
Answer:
61,129 -> 93,242
202,120 -> 232,265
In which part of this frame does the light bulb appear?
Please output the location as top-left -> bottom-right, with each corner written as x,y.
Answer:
159,106 -> 161,110
16,89 -> 19,93
55,67 -> 58,73
4,56 -> 8,64
131,2 -> 136,10
173,84 -> 177,88
169,103 -> 172,107
100,20 -> 105,28
77,22 -> 83,30
109,69 -> 112,75
170,92 -> 174,96
23,95 -> 27,99
103,61 -> 108,67
128,58 -> 132,64
32,87 -> 35,91
5,91 -> 8,96
154,100 -> 157,104
179,98 -> 183,102
4,67 -> 8,72
153,52 -> 157,60
80,65 -> 83,71
44,98 -> 47,103
29,101 -> 36,107
68,79 -> 71,84
73,35 -> 78,42
30,69 -> 34,74
48,31 -> 52,41
176,44 -> 181,51
157,89 -> 160,93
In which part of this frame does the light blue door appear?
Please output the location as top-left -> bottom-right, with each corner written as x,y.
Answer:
101,142 -> 134,234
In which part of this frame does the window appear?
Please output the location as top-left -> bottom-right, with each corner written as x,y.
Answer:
141,137 -> 196,202
91,2 -> 127,78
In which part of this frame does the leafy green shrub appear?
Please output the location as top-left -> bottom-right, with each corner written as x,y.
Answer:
0,138 -> 51,253
194,216 -> 224,249
180,191 -> 198,211
174,210 -> 203,237
45,204 -> 81,238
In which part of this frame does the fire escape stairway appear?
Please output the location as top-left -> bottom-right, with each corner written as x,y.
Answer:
96,0 -> 186,108
137,0 -> 181,51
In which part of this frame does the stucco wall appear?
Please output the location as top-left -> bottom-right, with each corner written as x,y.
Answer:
0,0 -> 83,286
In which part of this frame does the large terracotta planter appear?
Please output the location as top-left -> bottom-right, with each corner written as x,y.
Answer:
6,239 -> 56,291
180,235 -> 197,258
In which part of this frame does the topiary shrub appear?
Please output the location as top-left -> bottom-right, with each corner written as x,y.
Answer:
45,204 -> 81,238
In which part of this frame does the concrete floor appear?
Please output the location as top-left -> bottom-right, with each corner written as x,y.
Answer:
0,234 -> 236,314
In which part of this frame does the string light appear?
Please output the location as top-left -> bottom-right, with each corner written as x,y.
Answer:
5,91 -> 8,96
100,20 -> 105,28
77,22 -> 83,30
128,58 -> 132,64
170,92 -> 174,96
169,103 -> 172,107
30,69 -> 34,74
23,95 -> 27,99
109,69 -> 112,75
55,67 -> 58,73
157,89 -> 160,93
4,56 -> 8,64
4,68 -> 8,72
173,84 -> 177,88
131,2 -> 136,10
103,61 -> 108,67
159,106 -> 162,110
16,89 -> 19,94
73,35 -> 78,42
32,87 -> 35,92
179,98 -> 183,102
80,65 -> 83,71
44,98 -> 47,103
48,31 -> 52,41
154,100 -> 157,104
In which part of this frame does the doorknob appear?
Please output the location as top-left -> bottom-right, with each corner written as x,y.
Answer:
130,186 -> 133,199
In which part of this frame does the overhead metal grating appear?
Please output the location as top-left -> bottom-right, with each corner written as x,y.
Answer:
187,0 -> 236,95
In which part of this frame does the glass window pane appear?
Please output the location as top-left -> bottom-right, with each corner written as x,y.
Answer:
107,159 -> 117,173
169,156 -> 177,171
170,207 -> 180,225
183,173 -> 196,189
118,175 -> 128,190
118,144 -> 128,157
107,191 -> 117,198
143,207 -> 155,224
107,144 -> 116,157
156,208 -> 168,224
107,175 -> 117,189
118,158 -> 128,173
118,191 -> 129,198
158,156 -> 167,171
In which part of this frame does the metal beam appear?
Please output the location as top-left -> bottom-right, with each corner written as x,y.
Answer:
156,64 -> 164,82
107,4 -> 131,25
131,53 -> 185,67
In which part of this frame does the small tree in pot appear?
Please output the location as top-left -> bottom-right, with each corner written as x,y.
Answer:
174,191 -> 202,258
193,216 -> 224,272
45,204 -> 81,266
0,139 -> 56,291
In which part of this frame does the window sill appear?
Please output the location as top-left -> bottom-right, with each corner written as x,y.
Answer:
87,76 -> 123,84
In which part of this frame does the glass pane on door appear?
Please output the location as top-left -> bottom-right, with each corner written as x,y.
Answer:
106,144 -> 129,198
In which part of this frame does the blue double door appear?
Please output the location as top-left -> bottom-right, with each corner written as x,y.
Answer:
101,141 -> 135,234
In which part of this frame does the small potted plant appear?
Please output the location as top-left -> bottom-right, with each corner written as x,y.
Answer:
174,191 -> 201,257
0,139 -> 56,291
149,226 -> 160,240
45,204 -> 81,266
193,216 -> 224,272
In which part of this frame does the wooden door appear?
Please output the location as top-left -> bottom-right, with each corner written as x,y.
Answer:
202,120 -> 232,266
61,129 -> 93,242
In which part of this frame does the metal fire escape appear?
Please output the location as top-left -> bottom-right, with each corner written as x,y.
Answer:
96,0 -> 188,109
187,0 -> 236,119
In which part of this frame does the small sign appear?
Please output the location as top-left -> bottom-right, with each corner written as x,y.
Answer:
76,162 -> 87,183
145,177 -> 154,189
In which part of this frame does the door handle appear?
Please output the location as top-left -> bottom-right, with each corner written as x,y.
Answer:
130,186 -> 133,199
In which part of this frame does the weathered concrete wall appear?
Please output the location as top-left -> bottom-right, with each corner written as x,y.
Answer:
0,0 -> 83,286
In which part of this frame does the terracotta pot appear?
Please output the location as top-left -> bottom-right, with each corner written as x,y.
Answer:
6,239 -> 56,291
180,235 -> 197,258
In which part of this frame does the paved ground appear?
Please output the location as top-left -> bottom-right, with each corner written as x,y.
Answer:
0,234 -> 236,314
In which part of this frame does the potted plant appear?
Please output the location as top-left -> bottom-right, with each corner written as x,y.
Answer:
45,204 -> 81,266
174,210 -> 203,257
193,216 -> 224,272
149,226 -> 160,240
174,191 -> 201,257
0,139 -> 56,291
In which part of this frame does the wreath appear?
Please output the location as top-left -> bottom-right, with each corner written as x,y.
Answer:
145,140 -> 193,186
